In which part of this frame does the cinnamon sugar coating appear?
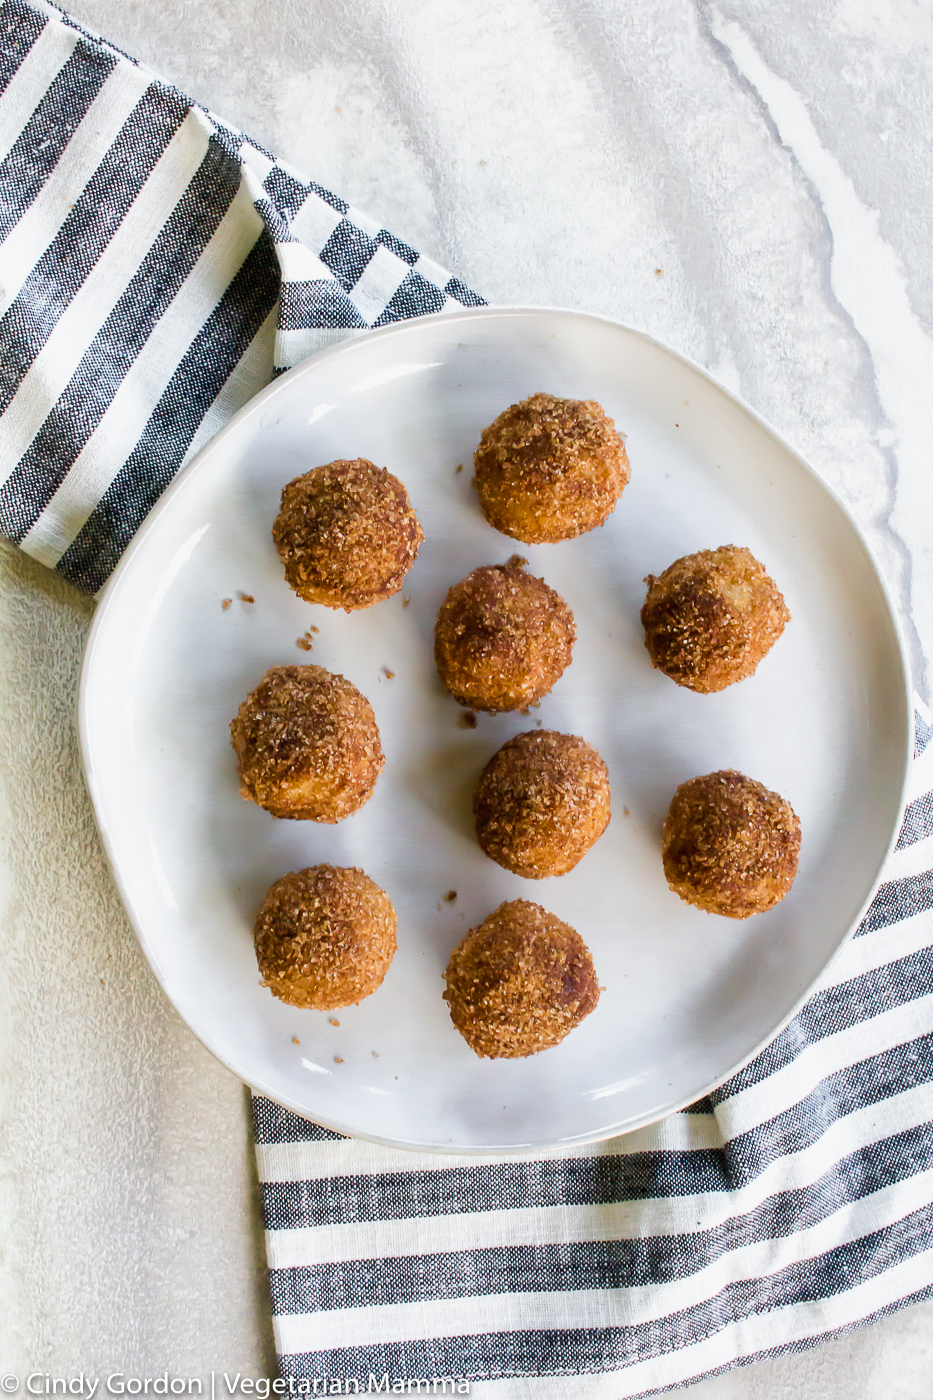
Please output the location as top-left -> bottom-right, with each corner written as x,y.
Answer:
434,564 -> 575,713
662,770 -> 801,919
230,664 -> 384,822
641,545 -> 790,693
474,730 -> 611,878
272,458 -> 423,610
443,899 -> 600,1058
254,865 -> 396,1010
473,392 -> 629,543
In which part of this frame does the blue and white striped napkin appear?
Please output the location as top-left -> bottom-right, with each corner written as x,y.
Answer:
0,0 -> 479,592
3,2 -> 933,1394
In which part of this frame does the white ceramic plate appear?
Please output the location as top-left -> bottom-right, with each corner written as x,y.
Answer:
79,307 -> 912,1153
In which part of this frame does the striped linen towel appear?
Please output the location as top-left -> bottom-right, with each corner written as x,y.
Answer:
0,0 -> 479,591
2,1 -> 933,1394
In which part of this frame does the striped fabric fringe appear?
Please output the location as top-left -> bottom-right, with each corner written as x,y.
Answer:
4,1 -> 933,1393
0,0 -> 480,593
252,714 -> 933,1394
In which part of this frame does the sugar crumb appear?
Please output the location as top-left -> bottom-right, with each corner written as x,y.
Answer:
507,554 -> 529,568
292,1036 -> 300,1045
328,1017 -> 340,1027
240,593 -> 255,604
333,1055 -> 344,1064
221,598 -> 232,610
444,890 -> 457,903
462,710 -> 477,728
623,807 -> 631,817
382,667 -> 395,679
402,597 -> 411,609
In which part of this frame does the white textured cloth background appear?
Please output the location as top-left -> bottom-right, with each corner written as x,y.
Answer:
3,0 -> 933,1393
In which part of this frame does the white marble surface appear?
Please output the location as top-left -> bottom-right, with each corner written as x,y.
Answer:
2,0 -> 933,1392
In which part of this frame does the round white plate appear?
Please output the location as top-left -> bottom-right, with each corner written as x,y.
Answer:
78,307 -> 912,1153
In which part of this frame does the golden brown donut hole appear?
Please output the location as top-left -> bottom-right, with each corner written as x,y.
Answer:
641,545 -> 790,693
443,899 -> 600,1058
473,392 -> 629,543
254,865 -> 396,1010
272,458 -> 423,610
230,664 -> 384,822
474,730 -> 611,878
434,564 -> 575,713
662,769 -> 801,919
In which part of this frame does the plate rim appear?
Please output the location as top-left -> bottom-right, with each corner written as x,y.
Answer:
77,304 -> 915,1153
